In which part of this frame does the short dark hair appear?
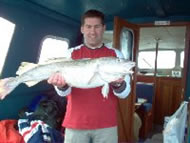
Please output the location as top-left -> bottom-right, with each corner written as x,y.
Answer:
81,9 -> 105,25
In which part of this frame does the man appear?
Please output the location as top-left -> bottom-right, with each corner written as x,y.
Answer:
48,9 -> 131,143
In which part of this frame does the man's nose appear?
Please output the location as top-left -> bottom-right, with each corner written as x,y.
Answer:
89,27 -> 96,33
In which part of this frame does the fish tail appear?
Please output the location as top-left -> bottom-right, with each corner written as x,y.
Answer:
0,77 -> 18,100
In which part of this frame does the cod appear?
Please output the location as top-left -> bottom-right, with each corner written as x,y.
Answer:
0,57 -> 135,99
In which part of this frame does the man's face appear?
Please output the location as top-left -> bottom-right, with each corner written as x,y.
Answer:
81,17 -> 105,48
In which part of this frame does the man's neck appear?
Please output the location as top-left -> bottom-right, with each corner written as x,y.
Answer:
85,43 -> 103,49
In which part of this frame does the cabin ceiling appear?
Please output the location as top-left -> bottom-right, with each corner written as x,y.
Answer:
1,0 -> 189,50
103,26 -> 186,50
139,26 -> 186,50
1,0 -> 190,23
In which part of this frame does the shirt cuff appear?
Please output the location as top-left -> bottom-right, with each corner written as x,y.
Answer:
111,81 -> 126,93
54,85 -> 71,97
57,84 -> 69,91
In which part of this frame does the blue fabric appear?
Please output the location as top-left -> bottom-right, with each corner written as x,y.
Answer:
18,113 -> 64,143
28,95 -> 47,112
136,82 -> 154,103
141,103 -> 152,112
136,82 -> 154,112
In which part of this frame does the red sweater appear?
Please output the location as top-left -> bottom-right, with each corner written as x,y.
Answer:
62,45 -> 119,129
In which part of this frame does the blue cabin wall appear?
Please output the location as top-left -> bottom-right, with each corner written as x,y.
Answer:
0,2 -> 80,119
0,2 -> 190,120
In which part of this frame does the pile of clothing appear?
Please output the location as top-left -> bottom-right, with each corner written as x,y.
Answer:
0,93 -> 67,143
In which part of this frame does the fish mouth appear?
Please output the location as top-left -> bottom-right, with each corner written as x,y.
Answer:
124,62 -> 136,68
123,62 -> 135,67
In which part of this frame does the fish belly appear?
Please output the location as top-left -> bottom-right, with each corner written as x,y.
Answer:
61,64 -> 105,88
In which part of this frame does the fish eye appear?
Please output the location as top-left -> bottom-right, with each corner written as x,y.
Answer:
117,58 -> 123,62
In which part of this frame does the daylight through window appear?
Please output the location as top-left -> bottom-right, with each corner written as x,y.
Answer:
138,50 -> 176,69
39,37 -> 69,64
0,17 -> 15,75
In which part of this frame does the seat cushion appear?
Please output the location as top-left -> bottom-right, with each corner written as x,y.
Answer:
141,103 -> 152,112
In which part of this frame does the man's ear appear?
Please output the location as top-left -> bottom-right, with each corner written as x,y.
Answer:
103,25 -> 106,32
81,26 -> 84,34
103,25 -> 106,30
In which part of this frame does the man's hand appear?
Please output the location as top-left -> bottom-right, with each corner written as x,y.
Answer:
47,72 -> 67,88
111,77 -> 125,88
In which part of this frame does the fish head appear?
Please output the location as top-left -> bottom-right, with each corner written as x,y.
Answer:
98,57 -> 136,75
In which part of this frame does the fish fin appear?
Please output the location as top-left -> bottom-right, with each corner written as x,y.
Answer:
24,81 -> 39,87
16,62 -> 38,76
101,83 -> 109,98
0,77 -> 17,100
44,57 -> 91,64
87,62 -> 100,84
87,72 -> 99,85
44,57 -> 73,64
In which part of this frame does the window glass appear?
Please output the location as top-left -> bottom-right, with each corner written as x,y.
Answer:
157,51 -> 176,69
180,51 -> 184,68
138,50 -> 176,69
103,30 -> 113,47
120,27 -> 133,60
39,36 -> 69,64
138,51 -> 156,69
0,17 -> 15,75
103,29 -> 133,60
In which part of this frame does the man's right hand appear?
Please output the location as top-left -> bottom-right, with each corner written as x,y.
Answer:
47,72 -> 67,88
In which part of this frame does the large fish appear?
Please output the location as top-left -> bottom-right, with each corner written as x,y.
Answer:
0,57 -> 135,99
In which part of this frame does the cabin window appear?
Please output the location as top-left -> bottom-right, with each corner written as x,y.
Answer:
138,26 -> 185,77
138,51 -> 155,69
38,36 -> 69,64
157,51 -> 176,69
120,27 -> 133,60
0,17 -> 15,75
103,30 -> 113,47
138,50 -> 176,69
103,29 -> 133,60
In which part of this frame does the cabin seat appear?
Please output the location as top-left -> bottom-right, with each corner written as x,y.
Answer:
135,82 -> 154,139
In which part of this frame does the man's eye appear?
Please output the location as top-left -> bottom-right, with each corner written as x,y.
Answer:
95,25 -> 101,28
86,25 -> 91,28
